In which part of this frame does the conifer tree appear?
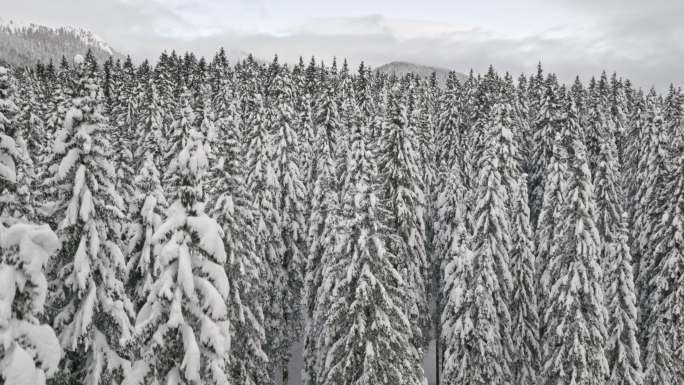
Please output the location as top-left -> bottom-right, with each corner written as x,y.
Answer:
0,223 -> 62,385
316,105 -> 424,385
244,95 -> 285,379
0,66 -> 33,225
124,154 -> 166,311
605,215 -> 643,385
541,96 -> 608,385
46,54 -> 134,385
125,106 -> 230,385
210,97 -> 270,385
641,127 -> 684,385
303,81 -> 342,385
441,101 -> 514,385
380,85 -> 430,349
269,64 -> 307,384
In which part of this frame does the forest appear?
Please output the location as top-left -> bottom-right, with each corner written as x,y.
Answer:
0,47 -> 681,385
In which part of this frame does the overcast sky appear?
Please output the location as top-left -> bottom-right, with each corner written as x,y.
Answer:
3,0 -> 682,89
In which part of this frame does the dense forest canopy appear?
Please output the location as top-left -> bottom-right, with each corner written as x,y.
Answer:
0,47 -> 682,385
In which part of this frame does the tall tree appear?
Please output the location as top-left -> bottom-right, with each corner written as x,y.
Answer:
379,85 -> 430,349
315,105 -> 424,385
46,54 -> 134,385
125,107 -> 230,385
541,96 -> 608,385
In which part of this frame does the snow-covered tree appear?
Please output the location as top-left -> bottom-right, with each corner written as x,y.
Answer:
125,154 -> 166,311
315,105 -> 424,385
209,97 -> 270,385
46,54 -> 134,385
125,112 -> 231,385
244,94 -> 285,379
269,65 -> 307,383
541,97 -> 608,385
379,85 -> 430,349
605,215 -> 643,385
510,175 -> 540,385
303,82 -> 342,385
440,101 -> 513,385
0,223 -> 62,385
641,134 -> 684,385
0,66 -> 33,225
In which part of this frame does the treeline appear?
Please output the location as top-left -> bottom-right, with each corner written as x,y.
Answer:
0,47 -> 682,385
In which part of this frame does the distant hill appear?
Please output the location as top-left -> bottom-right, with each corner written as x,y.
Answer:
0,19 -> 125,68
375,61 -> 466,86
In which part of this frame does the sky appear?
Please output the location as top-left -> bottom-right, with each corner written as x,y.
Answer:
3,0 -> 683,89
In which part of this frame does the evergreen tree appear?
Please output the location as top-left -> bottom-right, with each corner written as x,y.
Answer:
209,97 -> 270,385
605,215 -> 643,385
46,54 -> 134,385
379,85 -> 430,349
125,107 -> 230,385
541,96 -> 608,385
0,223 -> 62,385
0,66 -> 32,225
244,95 -> 285,380
510,175 -> 540,385
641,128 -> 684,385
315,105 -> 424,385
269,64 -> 307,383
124,154 -> 166,311
441,102 -> 514,385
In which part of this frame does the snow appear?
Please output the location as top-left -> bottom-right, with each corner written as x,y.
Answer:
73,54 -> 85,65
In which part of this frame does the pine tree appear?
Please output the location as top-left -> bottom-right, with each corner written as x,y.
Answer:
46,54 -> 134,385
380,85 -> 430,349
125,107 -> 230,385
315,105 -> 424,385
541,96 -> 608,385
0,223 -> 62,385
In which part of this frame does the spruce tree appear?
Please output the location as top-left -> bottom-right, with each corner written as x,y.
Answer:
605,215 -> 643,385
125,107 -> 230,385
0,223 -> 62,385
641,129 -> 684,385
316,105 -> 424,385
46,54 -> 134,385
210,97 -> 270,385
269,64 -> 307,384
441,102 -> 514,385
510,175 -> 540,385
541,96 -> 608,385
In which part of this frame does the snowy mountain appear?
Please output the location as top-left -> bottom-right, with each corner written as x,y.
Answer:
376,61 -> 466,85
0,18 -> 124,68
